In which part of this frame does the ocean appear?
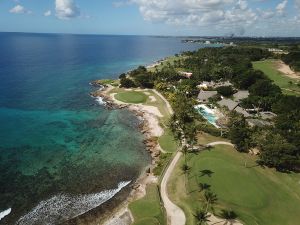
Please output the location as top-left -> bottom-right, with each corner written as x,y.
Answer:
0,32 -> 203,224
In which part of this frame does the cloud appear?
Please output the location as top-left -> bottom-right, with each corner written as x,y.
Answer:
128,0 -> 257,30
129,0 -> 234,24
295,0 -> 300,9
236,0 -> 248,10
9,4 -> 32,14
122,0 -> 300,36
55,0 -> 80,19
276,0 -> 288,14
44,10 -> 52,17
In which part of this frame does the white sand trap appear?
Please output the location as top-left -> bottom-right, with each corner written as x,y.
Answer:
143,92 -> 151,95
149,96 -> 157,102
277,61 -> 300,80
207,213 -> 243,225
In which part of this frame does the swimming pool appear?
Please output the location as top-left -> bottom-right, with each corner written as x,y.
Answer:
195,104 -> 220,128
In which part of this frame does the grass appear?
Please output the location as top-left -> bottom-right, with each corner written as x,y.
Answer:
168,145 -> 300,225
253,60 -> 300,96
153,153 -> 173,176
196,132 -> 228,145
129,184 -> 166,225
97,79 -> 119,86
158,128 -> 178,153
114,91 -> 148,104
147,55 -> 189,73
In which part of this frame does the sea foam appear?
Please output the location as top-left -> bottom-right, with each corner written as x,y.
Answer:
96,96 -> 106,105
16,181 -> 131,225
0,208 -> 11,221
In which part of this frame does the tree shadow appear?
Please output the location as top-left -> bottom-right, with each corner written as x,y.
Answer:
200,169 -> 214,177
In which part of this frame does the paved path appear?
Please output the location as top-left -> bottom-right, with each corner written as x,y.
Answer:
160,151 -> 186,225
160,141 -> 235,225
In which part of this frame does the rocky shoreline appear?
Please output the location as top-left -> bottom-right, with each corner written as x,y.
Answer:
88,81 -> 165,225
90,82 -> 162,164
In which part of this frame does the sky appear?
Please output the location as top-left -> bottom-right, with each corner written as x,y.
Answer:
0,0 -> 300,36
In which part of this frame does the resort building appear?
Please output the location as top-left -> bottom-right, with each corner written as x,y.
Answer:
259,111 -> 277,120
233,90 -> 250,102
218,98 -> 251,118
235,106 -> 251,118
197,80 -> 233,90
197,81 -> 213,89
247,119 -> 272,128
179,71 -> 193,79
197,90 -> 218,103
218,99 -> 239,111
214,81 -> 233,88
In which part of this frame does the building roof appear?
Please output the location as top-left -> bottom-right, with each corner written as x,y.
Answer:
246,119 -> 272,127
259,111 -> 277,120
179,71 -> 193,78
218,99 -> 239,111
214,81 -> 233,88
197,90 -> 218,101
235,106 -> 251,117
233,90 -> 249,101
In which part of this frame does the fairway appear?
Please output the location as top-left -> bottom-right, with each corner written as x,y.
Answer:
168,145 -> 300,225
114,91 -> 148,103
158,128 -> 178,153
253,60 -> 300,96
129,184 -> 166,225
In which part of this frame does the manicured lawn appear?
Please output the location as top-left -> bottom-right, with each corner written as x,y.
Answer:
253,60 -> 300,96
197,132 -> 228,145
158,128 -> 178,153
168,145 -> 300,225
129,184 -> 166,225
98,79 -> 119,86
114,91 -> 148,103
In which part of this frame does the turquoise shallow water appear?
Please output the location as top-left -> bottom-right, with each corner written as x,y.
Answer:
0,33 -> 202,224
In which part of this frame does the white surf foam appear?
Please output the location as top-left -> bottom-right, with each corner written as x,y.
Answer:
95,96 -> 106,105
16,181 -> 131,225
0,208 -> 11,221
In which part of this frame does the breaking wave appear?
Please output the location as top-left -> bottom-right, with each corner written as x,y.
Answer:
16,181 -> 131,225
95,96 -> 106,105
0,208 -> 11,221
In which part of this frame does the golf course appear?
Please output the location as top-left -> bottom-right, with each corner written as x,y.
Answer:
167,145 -> 300,225
253,60 -> 300,96
129,184 -> 166,225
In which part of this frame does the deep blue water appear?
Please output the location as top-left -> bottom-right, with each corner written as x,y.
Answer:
0,32 -> 201,224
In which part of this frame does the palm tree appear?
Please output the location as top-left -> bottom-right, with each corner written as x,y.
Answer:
181,145 -> 189,163
204,191 -> 217,212
194,209 -> 210,225
200,169 -> 214,177
181,163 -> 191,192
198,182 -> 211,192
219,209 -> 238,225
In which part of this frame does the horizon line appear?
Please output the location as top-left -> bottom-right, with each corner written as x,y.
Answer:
1,31 -> 300,39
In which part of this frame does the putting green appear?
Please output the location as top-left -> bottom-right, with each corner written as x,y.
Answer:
115,91 -> 148,103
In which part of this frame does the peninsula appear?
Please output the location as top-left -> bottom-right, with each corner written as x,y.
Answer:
92,42 -> 300,225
